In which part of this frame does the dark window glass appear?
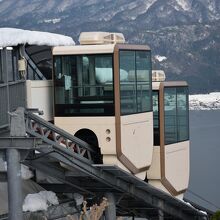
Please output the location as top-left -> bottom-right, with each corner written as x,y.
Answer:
164,87 -> 189,145
13,50 -> 19,81
4,48 -> 19,82
0,50 -> 3,83
54,54 -> 114,116
7,50 -> 14,82
136,51 -> 152,112
0,48 -> 18,83
153,91 -> 160,145
119,51 -> 136,114
164,88 -> 178,144
119,50 -> 152,115
177,87 -> 189,141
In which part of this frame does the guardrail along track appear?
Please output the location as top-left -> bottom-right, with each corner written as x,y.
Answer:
24,111 -> 98,164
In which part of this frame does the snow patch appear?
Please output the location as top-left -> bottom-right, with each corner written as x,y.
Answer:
0,157 -> 6,172
175,0 -> 191,11
21,165 -> 34,180
3,162 -> 34,180
57,1 -> 73,12
130,16 -> 137,21
155,55 -> 167,62
23,193 -> 48,212
200,210 -> 208,215
187,53 -> 194,58
144,0 -> 157,13
123,0 -> 157,21
127,2 -> 137,10
184,201 -> 207,216
23,191 -> 59,212
44,18 -> 61,24
0,28 -> 75,47
185,201 -> 193,207
189,92 -> 220,110
135,0 -> 157,18
74,193 -> 84,206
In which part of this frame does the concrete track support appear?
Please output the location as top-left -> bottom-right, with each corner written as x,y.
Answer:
6,148 -> 23,220
105,192 -> 116,220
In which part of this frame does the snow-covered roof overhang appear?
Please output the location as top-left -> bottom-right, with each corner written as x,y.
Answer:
0,28 -> 75,47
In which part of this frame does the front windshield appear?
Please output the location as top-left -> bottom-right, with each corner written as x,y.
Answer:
119,50 -> 152,115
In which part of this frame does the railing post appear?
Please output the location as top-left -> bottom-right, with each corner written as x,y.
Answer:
2,48 -> 10,124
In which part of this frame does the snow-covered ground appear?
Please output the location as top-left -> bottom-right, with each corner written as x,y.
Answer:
189,92 -> 220,110
23,191 -> 59,212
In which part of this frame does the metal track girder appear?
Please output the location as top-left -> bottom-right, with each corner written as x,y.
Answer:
24,146 -> 205,220
24,111 -> 96,164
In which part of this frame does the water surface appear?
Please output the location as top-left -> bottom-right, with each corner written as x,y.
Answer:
184,110 -> 220,212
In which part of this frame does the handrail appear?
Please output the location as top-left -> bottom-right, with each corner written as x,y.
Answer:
24,111 -> 97,164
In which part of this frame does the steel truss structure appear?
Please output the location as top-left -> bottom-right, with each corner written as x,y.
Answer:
0,109 -> 210,220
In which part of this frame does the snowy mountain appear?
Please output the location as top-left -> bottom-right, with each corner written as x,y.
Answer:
0,0 -> 220,93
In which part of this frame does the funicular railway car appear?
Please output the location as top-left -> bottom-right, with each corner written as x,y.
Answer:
0,29 -> 190,198
147,70 -> 190,199
52,33 -> 190,195
53,32 -> 153,180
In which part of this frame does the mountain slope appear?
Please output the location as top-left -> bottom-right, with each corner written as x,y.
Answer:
0,0 -> 220,93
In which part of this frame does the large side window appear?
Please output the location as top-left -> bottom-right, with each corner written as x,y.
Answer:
164,87 -> 189,145
54,54 -> 114,116
119,50 -> 152,115
54,56 -> 75,105
177,87 -> 189,142
164,88 -> 178,144
119,51 -> 136,114
136,51 -> 151,112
